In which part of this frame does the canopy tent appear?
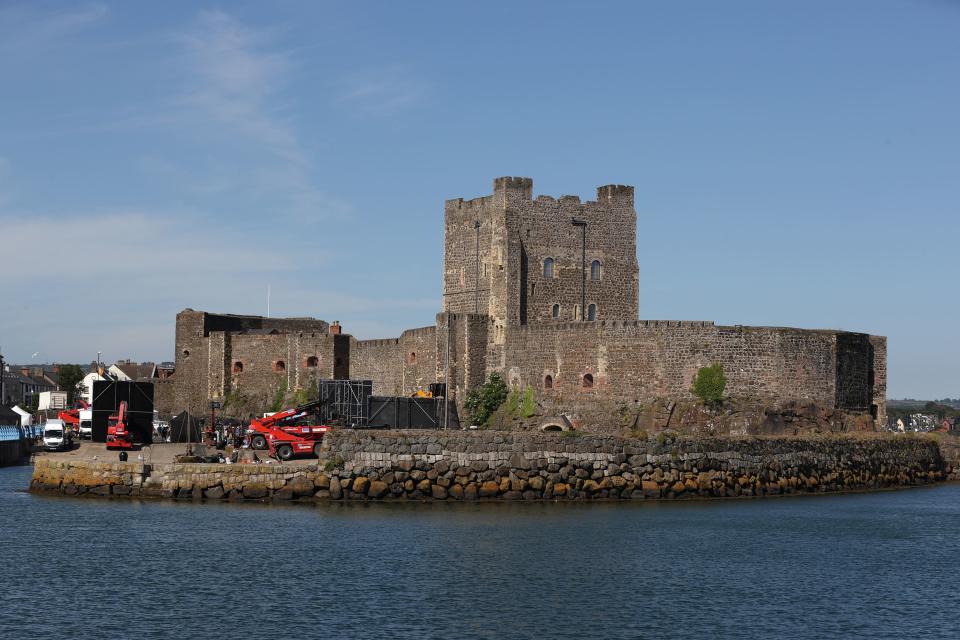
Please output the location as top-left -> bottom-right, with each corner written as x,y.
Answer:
169,411 -> 203,443
11,406 -> 31,426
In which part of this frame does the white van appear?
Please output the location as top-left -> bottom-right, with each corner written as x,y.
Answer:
43,420 -> 71,451
78,409 -> 93,439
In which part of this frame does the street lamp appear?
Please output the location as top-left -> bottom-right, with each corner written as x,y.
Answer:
571,218 -> 587,321
473,220 -> 481,314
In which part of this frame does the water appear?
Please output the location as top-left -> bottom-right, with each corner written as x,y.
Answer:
1,465 -> 959,639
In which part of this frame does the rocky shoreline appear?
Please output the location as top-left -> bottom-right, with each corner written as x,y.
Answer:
29,431 -> 955,503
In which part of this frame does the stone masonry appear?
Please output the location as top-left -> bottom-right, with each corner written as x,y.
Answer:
158,177 -> 886,429
30,431 -> 951,502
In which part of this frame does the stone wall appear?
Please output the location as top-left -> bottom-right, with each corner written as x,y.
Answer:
486,320 -> 886,426
161,310 -> 334,416
443,177 -> 639,328
350,326 -> 438,396
31,431 -> 949,502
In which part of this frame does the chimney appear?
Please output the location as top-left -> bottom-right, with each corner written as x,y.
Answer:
21,367 -> 29,377
329,321 -> 342,336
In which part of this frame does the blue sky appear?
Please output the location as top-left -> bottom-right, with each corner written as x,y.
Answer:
0,1 -> 957,398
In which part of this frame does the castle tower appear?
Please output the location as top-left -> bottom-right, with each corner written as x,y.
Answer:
443,177 -> 639,332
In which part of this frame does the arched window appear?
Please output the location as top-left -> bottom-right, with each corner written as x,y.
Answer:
587,304 -> 597,321
306,356 -> 319,368
544,375 -> 553,390
551,304 -> 560,319
408,352 -> 417,365
182,349 -> 190,358
274,360 -> 286,373
574,305 -> 581,321
582,373 -> 594,388
543,257 -> 554,279
591,260 -> 601,281
233,361 -> 243,374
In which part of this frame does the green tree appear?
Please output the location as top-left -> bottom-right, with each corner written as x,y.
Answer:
463,372 -> 509,426
57,364 -> 85,405
692,363 -> 726,405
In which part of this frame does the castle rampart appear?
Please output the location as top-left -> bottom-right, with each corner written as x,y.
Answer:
158,177 -> 886,431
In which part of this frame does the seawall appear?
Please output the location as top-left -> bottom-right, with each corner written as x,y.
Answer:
30,431 -> 951,502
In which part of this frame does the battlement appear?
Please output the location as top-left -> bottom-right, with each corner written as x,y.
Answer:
596,184 -> 634,206
493,176 -> 533,199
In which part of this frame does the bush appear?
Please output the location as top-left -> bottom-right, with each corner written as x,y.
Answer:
692,363 -> 726,405
464,373 -> 509,426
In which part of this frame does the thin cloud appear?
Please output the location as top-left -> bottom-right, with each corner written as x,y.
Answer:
177,10 -> 305,165
0,3 -> 107,53
339,67 -> 425,114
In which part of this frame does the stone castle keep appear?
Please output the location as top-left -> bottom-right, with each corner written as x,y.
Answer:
157,177 -> 886,429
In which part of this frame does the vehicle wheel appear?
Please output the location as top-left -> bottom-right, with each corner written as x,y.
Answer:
313,443 -> 322,458
251,434 -> 267,450
276,444 -> 293,461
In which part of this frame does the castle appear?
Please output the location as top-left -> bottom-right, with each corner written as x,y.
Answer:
157,177 -> 886,429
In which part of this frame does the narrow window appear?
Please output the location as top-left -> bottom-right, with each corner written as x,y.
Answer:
582,373 -> 594,389
408,352 -> 417,365
274,360 -> 286,373
233,361 -> 243,374
543,257 -> 554,279
587,304 -> 597,321
531,283 -> 536,298
591,260 -> 601,281
574,305 -> 581,321
551,304 -> 560,319
306,356 -> 319,368
544,375 -> 553,390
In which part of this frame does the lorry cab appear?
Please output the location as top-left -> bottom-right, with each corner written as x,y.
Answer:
43,420 -> 70,451
78,409 -> 93,439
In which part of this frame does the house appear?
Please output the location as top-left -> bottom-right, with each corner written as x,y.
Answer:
108,360 -> 156,382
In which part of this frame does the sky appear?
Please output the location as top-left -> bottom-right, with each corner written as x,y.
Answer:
0,1 -> 957,398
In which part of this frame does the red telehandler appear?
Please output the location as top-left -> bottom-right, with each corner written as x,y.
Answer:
58,399 -> 90,429
245,399 -> 330,461
106,401 -> 135,450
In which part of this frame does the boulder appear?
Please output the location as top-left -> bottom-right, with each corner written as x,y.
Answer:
315,474 -> 331,490
431,485 -> 448,500
368,480 -> 389,499
329,477 -> 343,500
243,483 -> 269,499
352,476 -> 370,494
417,479 -> 432,493
479,481 -> 500,497
287,476 -> 315,497
449,484 -> 464,500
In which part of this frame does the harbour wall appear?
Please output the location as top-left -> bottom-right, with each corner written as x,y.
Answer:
30,431 -> 952,501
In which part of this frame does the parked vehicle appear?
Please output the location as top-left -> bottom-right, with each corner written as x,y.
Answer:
106,402 -> 134,450
43,420 -> 72,451
78,409 -> 93,439
246,399 -> 330,460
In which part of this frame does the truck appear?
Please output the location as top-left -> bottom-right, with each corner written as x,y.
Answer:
43,419 -> 71,451
245,399 -> 330,461
78,409 -> 93,439
105,401 -> 134,450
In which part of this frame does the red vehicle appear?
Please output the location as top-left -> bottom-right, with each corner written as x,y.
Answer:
57,400 -> 89,428
106,401 -> 134,450
246,399 -> 330,460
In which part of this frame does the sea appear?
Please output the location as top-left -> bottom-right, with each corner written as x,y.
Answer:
1,464 -> 958,639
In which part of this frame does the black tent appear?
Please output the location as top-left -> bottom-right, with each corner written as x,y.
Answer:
169,411 -> 202,443
0,405 -> 21,426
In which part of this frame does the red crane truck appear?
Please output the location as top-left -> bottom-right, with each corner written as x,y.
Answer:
106,401 -> 135,450
246,399 -> 330,461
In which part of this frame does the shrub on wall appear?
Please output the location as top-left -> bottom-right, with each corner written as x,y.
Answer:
692,363 -> 726,405
464,373 -> 509,427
